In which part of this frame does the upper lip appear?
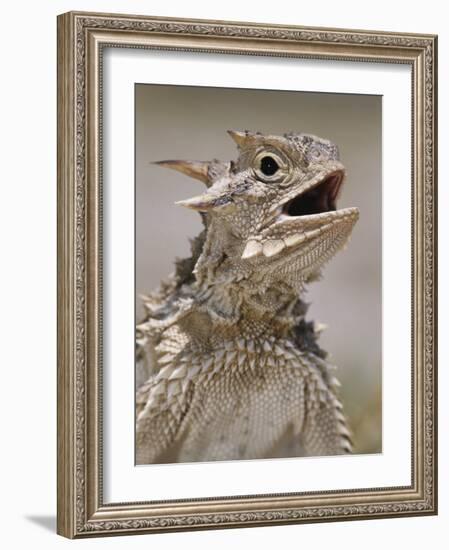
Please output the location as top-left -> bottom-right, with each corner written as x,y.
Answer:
282,170 -> 344,218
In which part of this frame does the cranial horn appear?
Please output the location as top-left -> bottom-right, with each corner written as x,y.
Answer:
227,129 -> 258,148
175,194 -> 219,212
153,160 -> 210,185
175,192 -> 233,212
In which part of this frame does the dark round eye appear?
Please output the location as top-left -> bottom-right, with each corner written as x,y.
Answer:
260,156 -> 279,176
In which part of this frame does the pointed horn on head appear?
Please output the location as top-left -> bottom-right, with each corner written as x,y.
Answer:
175,194 -> 219,212
153,160 -> 211,185
175,192 -> 233,212
227,130 -> 258,149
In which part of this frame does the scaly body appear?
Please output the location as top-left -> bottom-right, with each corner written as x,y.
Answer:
136,130 -> 359,464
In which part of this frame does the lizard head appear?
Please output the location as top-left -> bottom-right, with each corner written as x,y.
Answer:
155,130 -> 359,295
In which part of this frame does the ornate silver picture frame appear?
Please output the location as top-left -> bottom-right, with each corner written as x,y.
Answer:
57,11 -> 437,538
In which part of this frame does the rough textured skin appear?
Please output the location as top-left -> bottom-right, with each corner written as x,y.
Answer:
136,130 -> 359,464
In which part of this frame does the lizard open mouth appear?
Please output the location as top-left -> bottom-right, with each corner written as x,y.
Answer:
283,171 -> 344,217
241,170 -> 358,260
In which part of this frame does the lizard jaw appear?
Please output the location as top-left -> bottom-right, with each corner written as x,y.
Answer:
241,170 -> 359,260
241,208 -> 359,259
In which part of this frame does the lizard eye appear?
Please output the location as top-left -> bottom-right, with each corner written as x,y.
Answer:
254,150 -> 287,183
260,156 -> 279,176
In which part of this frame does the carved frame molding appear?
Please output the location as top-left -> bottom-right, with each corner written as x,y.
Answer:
57,11 -> 437,538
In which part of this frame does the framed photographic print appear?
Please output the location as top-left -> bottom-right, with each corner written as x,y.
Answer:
57,11 -> 437,538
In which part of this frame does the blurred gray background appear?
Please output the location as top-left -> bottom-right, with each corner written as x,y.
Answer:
136,84 -> 382,454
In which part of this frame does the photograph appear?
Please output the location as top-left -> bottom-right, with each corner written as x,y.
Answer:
134,84 -> 382,465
